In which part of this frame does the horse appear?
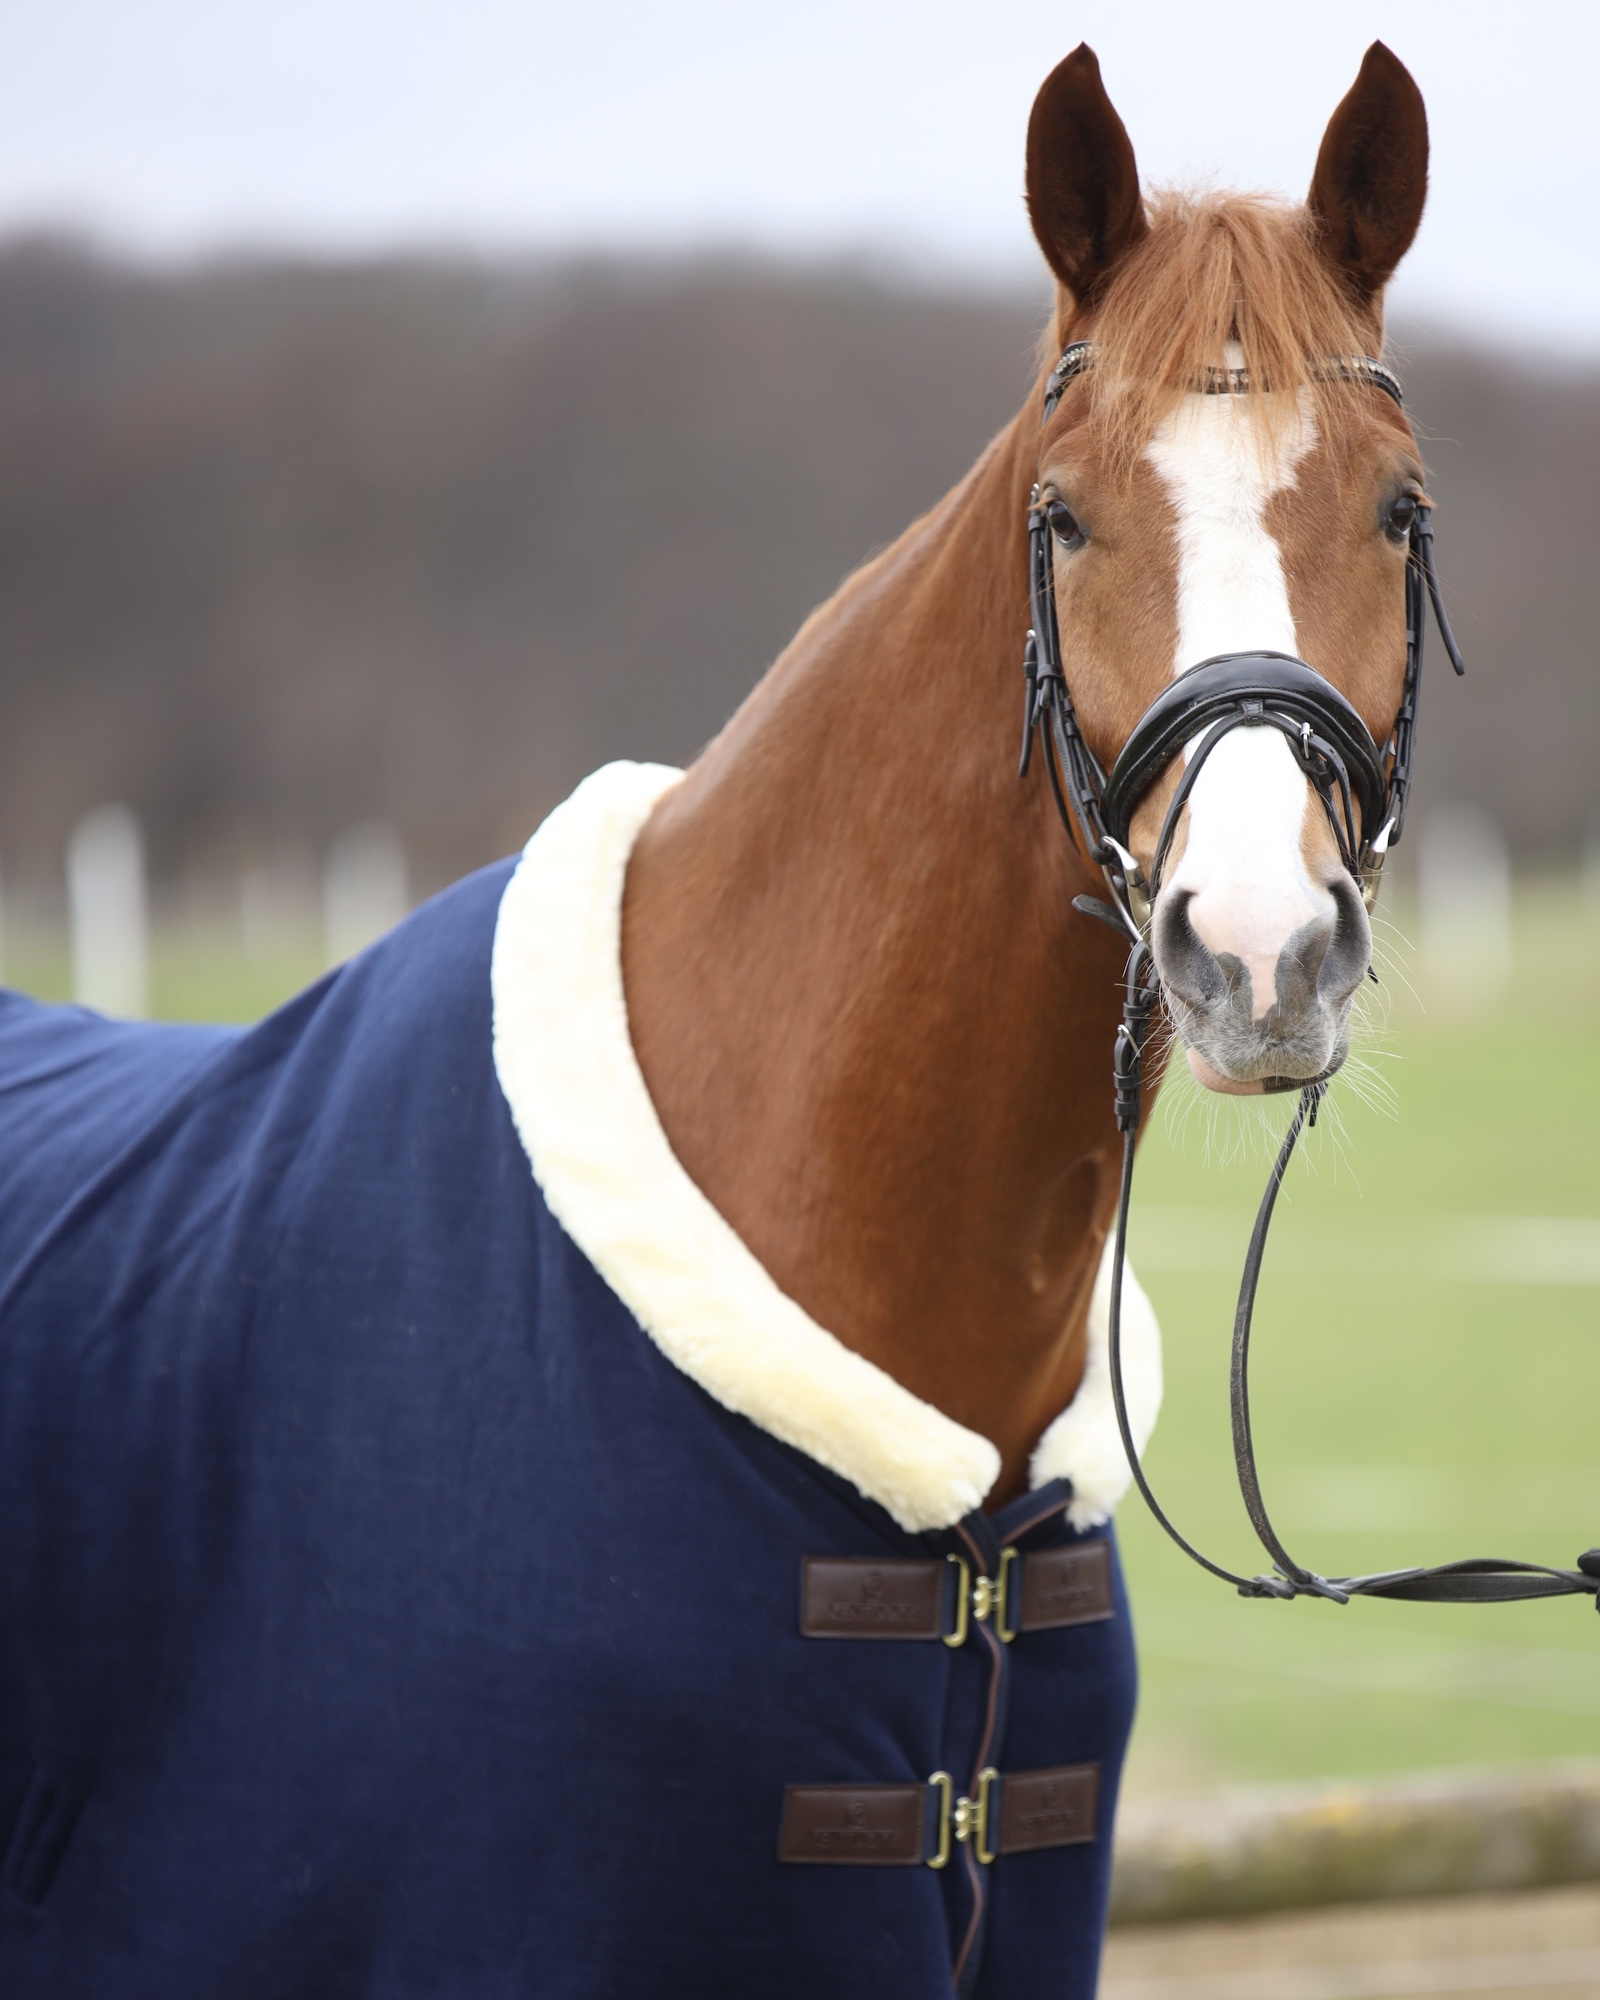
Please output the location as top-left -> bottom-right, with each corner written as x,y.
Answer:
0,41 -> 1433,2000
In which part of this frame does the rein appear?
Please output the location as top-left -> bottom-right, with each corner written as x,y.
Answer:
1021,344 -> 1600,1610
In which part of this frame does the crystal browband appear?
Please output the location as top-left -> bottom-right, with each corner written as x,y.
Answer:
1041,339 -> 1404,418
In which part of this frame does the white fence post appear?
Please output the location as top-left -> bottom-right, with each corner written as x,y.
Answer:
68,804 -> 149,1019
1417,804 -> 1511,1010
323,823 -> 408,968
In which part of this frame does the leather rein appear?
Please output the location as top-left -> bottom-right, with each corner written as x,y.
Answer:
1021,342 -> 1600,1609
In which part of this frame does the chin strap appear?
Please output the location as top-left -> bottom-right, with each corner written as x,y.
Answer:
1104,946 -> 1600,1609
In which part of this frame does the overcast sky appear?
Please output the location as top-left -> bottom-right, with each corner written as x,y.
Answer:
2,0 -> 1596,352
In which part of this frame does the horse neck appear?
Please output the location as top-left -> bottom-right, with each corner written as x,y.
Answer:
621,402 -> 1134,1504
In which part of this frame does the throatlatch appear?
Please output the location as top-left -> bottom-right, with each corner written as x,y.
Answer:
1023,344 -> 1600,1611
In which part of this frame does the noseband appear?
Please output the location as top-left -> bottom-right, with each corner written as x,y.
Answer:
1021,343 -> 1600,1610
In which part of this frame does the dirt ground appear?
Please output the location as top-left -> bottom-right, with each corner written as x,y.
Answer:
1100,1883 -> 1600,1999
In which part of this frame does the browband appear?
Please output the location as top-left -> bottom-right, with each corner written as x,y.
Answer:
1042,341 -> 1405,421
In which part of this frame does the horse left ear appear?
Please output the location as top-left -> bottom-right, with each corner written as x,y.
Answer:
1026,46 -> 1147,308
1308,42 -> 1429,304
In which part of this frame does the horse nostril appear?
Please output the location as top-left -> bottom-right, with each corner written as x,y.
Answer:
1274,913 -> 1332,1016
1314,874 -> 1371,1009
1272,876 -> 1368,1016
1275,877 -> 1370,1015
1152,890 -> 1226,1008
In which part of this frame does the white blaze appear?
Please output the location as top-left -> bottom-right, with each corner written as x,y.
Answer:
1146,390 -> 1325,1018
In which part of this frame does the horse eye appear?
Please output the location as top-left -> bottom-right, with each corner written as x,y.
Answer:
1385,493 -> 1419,543
1047,500 -> 1087,550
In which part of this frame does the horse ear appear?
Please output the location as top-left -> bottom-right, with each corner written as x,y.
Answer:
1026,46 -> 1147,306
1308,42 -> 1429,304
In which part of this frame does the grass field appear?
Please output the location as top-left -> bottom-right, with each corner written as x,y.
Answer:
7,883 -> 1599,1799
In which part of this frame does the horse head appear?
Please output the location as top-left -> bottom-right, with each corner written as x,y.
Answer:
1026,42 -> 1431,1095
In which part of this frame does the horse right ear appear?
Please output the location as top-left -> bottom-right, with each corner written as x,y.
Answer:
1308,42 -> 1429,304
1026,46 -> 1147,308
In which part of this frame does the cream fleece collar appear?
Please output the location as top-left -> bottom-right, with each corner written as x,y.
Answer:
490,761 -> 1161,1535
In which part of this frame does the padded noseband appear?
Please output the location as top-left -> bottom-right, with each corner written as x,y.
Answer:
1101,653 -> 1386,849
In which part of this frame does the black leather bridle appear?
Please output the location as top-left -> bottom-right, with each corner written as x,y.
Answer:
1022,342 -> 1600,1609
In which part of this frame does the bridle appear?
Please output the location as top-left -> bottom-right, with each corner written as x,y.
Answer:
1021,342 -> 1455,940
1021,342 -> 1600,1610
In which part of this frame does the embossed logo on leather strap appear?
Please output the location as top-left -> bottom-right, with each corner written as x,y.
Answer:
1019,1542 -> 1113,1631
800,1558 -> 945,1640
778,1784 -> 929,1865
998,1764 -> 1099,1853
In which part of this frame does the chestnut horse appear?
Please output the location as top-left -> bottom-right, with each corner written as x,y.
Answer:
624,41 -> 1429,1506
0,39 -> 1436,2000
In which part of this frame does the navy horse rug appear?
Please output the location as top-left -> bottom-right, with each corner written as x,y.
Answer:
0,764 -> 1161,1997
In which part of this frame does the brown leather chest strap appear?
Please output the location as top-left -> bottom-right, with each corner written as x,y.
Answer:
778,1765 -> 1099,1866
799,1541 -> 1113,1645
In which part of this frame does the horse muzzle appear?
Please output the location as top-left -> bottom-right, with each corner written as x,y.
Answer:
1152,870 -> 1370,1094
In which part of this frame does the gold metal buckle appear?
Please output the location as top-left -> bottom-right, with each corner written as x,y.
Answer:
927,1772 -> 953,1869
968,1547 -> 1020,1643
995,1548 -> 1018,1643
943,1554 -> 970,1648
974,1767 -> 999,1865
947,1768 -> 1000,1866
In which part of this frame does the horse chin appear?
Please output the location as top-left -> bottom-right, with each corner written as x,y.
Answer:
1182,1035 -> 1349,1097
1184,1048 -> 1266,1096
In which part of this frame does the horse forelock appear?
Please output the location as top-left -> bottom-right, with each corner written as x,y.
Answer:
1047,189 -> 1387,478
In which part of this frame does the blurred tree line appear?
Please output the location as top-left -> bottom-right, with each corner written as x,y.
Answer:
0,238 -> 1592,895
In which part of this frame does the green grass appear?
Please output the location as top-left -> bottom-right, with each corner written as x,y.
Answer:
9,884 -> 1600,1799
4,922 -> 327,1025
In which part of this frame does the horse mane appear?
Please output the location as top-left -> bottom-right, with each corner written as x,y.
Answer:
1070,190 -> 1380,473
